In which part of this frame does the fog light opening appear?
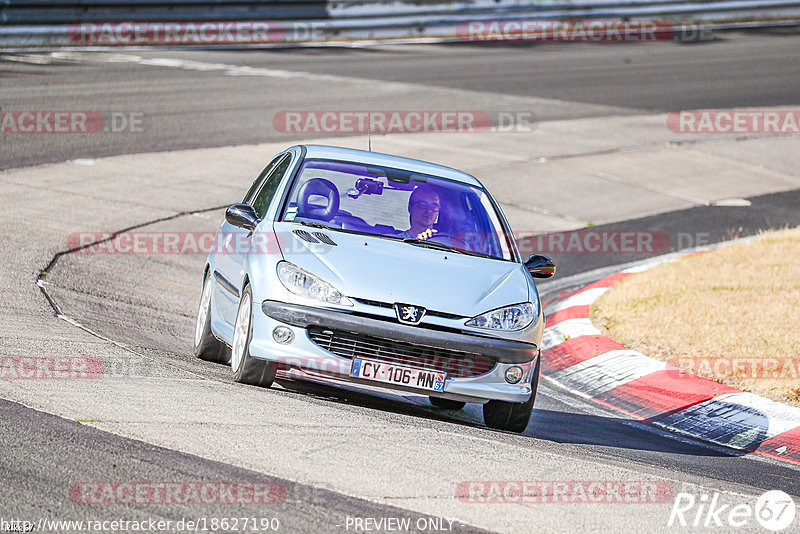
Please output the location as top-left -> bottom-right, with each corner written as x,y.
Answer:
272,326 -> 294,345
505,366 -> 523,384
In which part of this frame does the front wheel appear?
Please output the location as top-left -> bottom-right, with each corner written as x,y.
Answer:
231,284 -> 276,387
194,271 -> 230,363
483,356 -> 540,433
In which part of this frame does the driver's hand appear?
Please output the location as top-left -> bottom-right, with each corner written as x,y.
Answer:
416,228 -> 438,240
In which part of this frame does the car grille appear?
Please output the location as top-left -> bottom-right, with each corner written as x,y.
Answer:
352,298 -> 465,320
307,327 -> 495,378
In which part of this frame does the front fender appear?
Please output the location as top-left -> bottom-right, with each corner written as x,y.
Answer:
243,225 -> 284,307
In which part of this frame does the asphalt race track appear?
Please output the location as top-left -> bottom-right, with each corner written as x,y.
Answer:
1,30 -> 800,533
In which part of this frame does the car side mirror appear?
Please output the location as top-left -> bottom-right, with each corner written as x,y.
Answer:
225,204 -> 260,231
525,254 -> 556,279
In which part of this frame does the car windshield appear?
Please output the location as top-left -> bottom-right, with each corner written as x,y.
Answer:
279,158 -> 514,261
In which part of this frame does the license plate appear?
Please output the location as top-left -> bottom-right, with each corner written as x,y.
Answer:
350,358 -> 446,392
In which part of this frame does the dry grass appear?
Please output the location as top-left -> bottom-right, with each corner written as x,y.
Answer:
591,227 -> 800,406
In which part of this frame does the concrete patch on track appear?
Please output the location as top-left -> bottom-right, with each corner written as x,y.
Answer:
2,113 -> 800,532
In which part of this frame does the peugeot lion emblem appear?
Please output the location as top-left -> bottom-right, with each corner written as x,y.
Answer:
394,303 -> 426,325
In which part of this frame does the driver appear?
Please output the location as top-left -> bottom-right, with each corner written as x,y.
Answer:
401,185 -> 440,240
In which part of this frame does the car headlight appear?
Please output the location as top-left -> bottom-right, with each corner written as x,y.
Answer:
277,262 -> 353,306
465,303 -> 536,331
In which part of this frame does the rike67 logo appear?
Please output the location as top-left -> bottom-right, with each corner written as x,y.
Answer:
668,490 -> 796,531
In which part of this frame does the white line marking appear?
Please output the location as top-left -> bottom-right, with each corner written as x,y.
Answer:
1,53 -> 55,64
548,349 -> 667,397
541,318 -> 600,350
547,287 -> 609,314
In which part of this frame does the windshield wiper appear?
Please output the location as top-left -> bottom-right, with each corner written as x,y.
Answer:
402,238 -> 455,252
298,220 -> 333,230
448,248 -> 497,259
403,238 -> 497,259
295,220 -> 401,241
294,222 -> 494,257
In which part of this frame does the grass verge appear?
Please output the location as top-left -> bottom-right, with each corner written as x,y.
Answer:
591,227 -> 800,406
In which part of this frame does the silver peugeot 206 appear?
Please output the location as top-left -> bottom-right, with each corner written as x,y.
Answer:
194,145 -> 555,432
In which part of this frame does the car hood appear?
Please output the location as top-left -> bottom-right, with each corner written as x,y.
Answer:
274,222 -> 530,317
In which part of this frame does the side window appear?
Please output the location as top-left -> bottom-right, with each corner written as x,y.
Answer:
243,155 -> 283,205
252,155 -> 292,219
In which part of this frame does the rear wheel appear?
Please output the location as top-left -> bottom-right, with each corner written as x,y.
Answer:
231,284 -> 276,387
429,397 -> 467,410
483,356 -> 540,433
194,271 -> 230,363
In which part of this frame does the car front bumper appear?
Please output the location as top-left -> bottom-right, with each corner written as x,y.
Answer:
249,300 -> 538,403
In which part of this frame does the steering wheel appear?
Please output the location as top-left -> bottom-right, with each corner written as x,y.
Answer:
426,232 -> 469,251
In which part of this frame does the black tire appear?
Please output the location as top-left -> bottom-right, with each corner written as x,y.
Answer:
429,397 -> 467,410
194,271 -> 231,364
231,284 -> 276,387
482,355 -> 540,433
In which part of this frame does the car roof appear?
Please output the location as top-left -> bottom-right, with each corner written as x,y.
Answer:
299,145 -> 483,187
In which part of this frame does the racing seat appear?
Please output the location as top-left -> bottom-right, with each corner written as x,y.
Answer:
296,178 -> 340,222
